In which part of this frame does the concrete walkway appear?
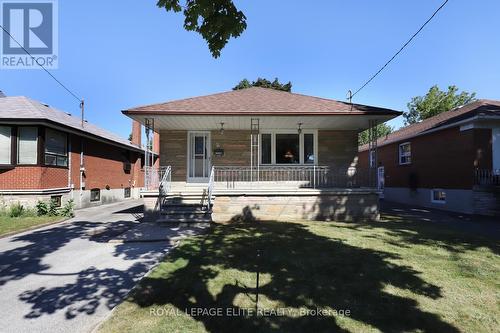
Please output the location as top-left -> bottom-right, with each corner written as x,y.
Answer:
0,200 -> 205,333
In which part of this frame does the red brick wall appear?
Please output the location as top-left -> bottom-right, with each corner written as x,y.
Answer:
0,166 -> 68,189
358,127 -> 493,190
0,126 -> 144,191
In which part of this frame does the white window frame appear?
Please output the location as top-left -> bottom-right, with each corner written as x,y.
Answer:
399,142 -> 411,165
258,130 -> 318,166
431,189 -> 446,204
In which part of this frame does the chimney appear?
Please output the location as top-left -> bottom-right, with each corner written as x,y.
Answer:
131,120 -> 141,146
0,91 -> 6,98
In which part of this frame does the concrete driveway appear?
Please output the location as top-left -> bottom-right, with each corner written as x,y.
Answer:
0,200 -> 172,333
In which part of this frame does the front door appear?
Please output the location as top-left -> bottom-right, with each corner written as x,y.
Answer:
188,131 -> 211,182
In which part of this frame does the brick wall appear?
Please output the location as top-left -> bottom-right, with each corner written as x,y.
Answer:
358,127 -> 493,190
211,130 -> 251,166
318,130 -> 358,169
0,126 -> 144,191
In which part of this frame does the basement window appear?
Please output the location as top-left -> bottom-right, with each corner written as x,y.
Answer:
431,189 -> 446,204
124,187 -> 131,198
90,188 -> 101,202
51,195 -> 62,207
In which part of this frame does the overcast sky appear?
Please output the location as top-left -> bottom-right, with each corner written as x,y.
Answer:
1,0 -> 499,138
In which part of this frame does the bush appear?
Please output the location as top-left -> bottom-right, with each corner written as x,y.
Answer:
9,202 -> 24,217
60,199 -> 75,218
48,199 -> 59,216
36,200 -> 49,216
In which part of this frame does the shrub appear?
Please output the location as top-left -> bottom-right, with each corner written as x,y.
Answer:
9,202 -> 24,218
48,199 -> 59,216
36,200 -> 49,216
60,199 -> 75,218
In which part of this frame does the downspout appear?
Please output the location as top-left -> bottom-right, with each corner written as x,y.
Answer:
68,137 -> 72,200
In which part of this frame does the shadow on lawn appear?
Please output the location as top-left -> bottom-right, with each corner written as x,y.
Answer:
336,201 -> 500,255
130,220 -> 460,333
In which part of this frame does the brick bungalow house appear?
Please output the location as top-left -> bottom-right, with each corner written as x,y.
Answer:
359,99 -> 500,216
0,93 -> 151,209
123,87 -> 401,222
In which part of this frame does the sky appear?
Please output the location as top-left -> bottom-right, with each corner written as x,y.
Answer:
1,0 -> 499,139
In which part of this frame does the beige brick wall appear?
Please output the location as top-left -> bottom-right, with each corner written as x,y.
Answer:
210,130 -> 251,166
160,130 -> 188,181
318,130 -> 359,169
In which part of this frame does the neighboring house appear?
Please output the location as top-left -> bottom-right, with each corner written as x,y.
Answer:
123,87 -> 401,222
359,99 -> 500,216
0,93 -> 149,209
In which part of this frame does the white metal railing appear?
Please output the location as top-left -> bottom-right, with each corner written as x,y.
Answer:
213,165 -> 370,189
206,166 -> 215,210
159,166 -> 172,196
474,169 -> 500,186
145,166 -> 171,191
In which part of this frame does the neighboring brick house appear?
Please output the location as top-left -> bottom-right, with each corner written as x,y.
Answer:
359,99 -> 500,216
0,93 -> 150,209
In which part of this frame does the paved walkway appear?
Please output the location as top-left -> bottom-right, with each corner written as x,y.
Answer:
0,200 -> 204,333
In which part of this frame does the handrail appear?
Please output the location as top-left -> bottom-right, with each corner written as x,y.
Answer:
207,165 -> 215,210
159,166 -> 171,196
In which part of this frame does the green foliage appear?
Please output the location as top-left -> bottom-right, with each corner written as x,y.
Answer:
128,133 -> 133,141
48,199 -> 59,216
404,85 -> 476,125
61,199 -> 75,218
36,200 -> 49,216
9,202 -> 24,218
233,78 -> 292,92
359,123 -> 394,146
157,0 -> 246,58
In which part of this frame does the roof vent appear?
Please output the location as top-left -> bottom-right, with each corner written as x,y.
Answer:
0,91 -> 6,98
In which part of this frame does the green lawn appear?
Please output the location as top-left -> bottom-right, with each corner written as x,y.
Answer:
0,215 -> 64,236
98,212 -> 499,333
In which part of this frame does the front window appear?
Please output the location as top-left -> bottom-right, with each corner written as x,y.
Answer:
45,129 -> 68,167
0,126 -> 12,164
276,134 -> 299,164
399,142 -> 411,165
17,127 -> 38,164
260,131 -> 316,165
303,133 -> 315,164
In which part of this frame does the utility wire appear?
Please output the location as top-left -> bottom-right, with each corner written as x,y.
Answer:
351,0 -> 449,99
0,24 -> 82,102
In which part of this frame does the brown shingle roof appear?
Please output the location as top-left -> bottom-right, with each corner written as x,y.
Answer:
359,99 -> 500,151
0,96 -> 142,152
123,87 -> 401,116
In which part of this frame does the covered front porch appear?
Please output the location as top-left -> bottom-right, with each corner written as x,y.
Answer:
123,87 -> 401,222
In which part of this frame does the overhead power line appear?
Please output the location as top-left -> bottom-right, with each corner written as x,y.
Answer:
0,24 -> 82,103
351,0 -> 450,99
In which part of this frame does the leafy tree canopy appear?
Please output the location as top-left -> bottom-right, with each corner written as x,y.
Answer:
359,123 -> 393,146
233,78 -> 292,92
404,85 -> 476,125
157,0 -> 246,58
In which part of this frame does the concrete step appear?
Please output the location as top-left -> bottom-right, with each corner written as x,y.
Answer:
157,215 -> 212,223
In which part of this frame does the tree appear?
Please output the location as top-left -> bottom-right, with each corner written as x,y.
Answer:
157,0 -> 246,58
358,123 -> 393,146
404,85 -> 476,125
233,78 -> 292,92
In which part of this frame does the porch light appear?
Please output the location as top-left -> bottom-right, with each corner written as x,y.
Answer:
297,122 -> 303,134
219,122 -> 225,135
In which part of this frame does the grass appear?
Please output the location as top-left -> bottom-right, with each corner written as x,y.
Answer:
98,211 -> 499,333
0,214 -> 64,236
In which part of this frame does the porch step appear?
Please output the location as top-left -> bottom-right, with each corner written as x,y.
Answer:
159,202 -> 212,224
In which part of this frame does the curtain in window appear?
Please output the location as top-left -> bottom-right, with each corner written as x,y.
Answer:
18,127 -> 38,164
0,126 -> 11,164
